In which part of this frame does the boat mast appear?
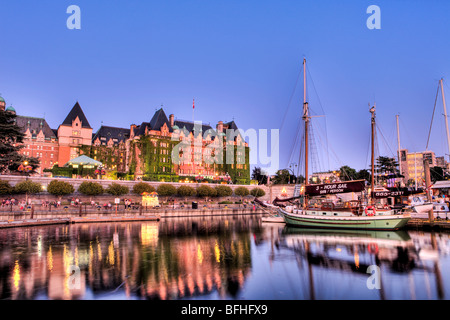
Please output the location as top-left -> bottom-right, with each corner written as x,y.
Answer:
440,78 -> 450,162
303,58 -> 310,208
303,58 -> 309,186
396,114 -> 402,184
370,104 -> 376,205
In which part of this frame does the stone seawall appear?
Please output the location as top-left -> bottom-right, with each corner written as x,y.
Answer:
0,175 -> 297,204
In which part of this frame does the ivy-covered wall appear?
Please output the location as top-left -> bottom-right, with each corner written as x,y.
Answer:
129,135 -> 178,181
79,144 -> 127,173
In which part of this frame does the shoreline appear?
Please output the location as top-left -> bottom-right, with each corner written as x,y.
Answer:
0,208 -> 265,229
0,208 -> 449,231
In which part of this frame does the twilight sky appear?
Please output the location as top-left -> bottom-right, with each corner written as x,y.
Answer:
1,0 -> 450,175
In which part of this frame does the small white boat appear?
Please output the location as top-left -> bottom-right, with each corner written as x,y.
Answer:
410,196 -> 433,214
261,215 -> 285,223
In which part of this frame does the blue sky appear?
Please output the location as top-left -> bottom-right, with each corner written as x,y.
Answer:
1,0 -> 450,175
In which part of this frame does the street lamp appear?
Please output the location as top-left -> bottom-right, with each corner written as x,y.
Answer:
288,163 -> 298,184
18,160 -> 33,179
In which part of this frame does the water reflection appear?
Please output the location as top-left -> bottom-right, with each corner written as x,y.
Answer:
0,215 -> 260,300
1,216 -> 450,300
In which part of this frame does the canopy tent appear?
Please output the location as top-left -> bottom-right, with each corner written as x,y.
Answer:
64,155 -> 102,167
431,180 -> 450,189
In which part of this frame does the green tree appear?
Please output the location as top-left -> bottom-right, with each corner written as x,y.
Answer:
272,169 -> 291,184
376,156 -> 399,176
430,166 -> 449,183
177,185 -> 196,202
196,185 -> 217,200
215,185 -> 233,197
251,167 -> 268,185
156,184 -> 177,198
132,182 -> 156,195
14,180 -> 42,203
14,180 -> 42,194
78,181 -> 104,199
356,169 -> 371,183
106,183 -> 129,196
234,186 -> 250,202
0,180 -> 13,195
250,187 -> 265,197
339,166 -> 357,181
0,109 -> 25,174
47,180 -> 75,199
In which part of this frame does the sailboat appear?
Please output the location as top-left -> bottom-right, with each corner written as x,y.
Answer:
277,59 -> 411,230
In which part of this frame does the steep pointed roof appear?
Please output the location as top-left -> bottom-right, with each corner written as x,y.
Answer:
61,102 -> 92,129
149,108 -> 172,132
92,125 -> 130,145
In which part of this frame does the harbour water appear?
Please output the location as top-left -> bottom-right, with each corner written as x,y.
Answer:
1,214 -> 449,300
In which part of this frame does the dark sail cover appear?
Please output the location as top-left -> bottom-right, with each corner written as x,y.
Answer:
305,180 -> 366,196
372,187 -> 425,199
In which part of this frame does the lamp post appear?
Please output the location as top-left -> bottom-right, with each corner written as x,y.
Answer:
18,161 -> 32,180
288,163 -> 298,184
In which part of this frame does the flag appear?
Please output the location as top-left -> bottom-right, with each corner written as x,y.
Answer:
193,99 -> 195,110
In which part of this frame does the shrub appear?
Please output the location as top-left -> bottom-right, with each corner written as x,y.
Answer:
196,185 -> 217,198
0,180 -> 13,195
47,180 -> 75,197
132,182 -> 155,195
177,185 -> 197,198
14,180 -> 42,194
250,187 -> 266,197
215,185 -> 233,197
106,183 -> 129,196
234,186 -> 250,197
78,181 -> 104,197
156,184 -> 177,197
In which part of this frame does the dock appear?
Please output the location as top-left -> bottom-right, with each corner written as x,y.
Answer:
407,218 -> 450,231
0,215 -> 160,229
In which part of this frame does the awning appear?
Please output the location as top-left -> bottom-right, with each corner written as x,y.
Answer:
64,155 -> 103,167
432,180 -> 450,189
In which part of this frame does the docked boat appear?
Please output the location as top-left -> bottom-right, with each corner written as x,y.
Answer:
261,215 -> 285,223
276,59 -> 411,231
410,195 -> 433,214
433,200 -> 450,218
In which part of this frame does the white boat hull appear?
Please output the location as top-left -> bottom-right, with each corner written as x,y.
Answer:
278,208 -> 411,231
261,216 -> 285,223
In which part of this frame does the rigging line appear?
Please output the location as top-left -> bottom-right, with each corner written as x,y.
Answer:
426,82 -> 440,151
376,123 -> 397,159
305,63 -> 330,170
305,63 -> 325,116
399,116 -> 419,152
279,65 -> 303,132
287,120 -> 303,168
297,130 -> 305,177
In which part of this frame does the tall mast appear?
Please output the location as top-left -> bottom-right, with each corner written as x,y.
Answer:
303,58 -> 309,186
370,104 -> 376,204
396,114 -> 402,183
440,78 -> 450,162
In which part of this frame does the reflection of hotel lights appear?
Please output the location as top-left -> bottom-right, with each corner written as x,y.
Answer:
47,246 -> 53,272
214,242 -> 221,263
13,260 -> 20,291
37,235 -> 42,258
108,241 -> 115,266
141,224 -> 159,246
354,252 -> 360,269
197,244 -> 203,264
97,241 -> 102,261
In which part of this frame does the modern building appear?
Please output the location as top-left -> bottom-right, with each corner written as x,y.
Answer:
399,149 -> 437,186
